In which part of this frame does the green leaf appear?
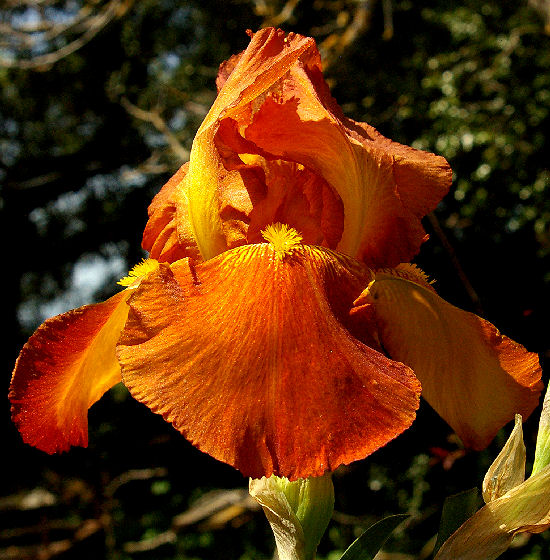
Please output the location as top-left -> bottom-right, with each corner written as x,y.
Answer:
533,384 -> 550,476
433,488 -> 480,557
339,514 -> 408,560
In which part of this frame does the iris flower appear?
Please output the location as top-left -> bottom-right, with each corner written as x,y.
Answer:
10,28 -> 542,481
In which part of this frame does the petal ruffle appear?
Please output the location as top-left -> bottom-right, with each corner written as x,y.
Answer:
9,291 -> 130,453
117,245 -> 421,479
142,163 -> 201,263
184,27 -> 451,264
357,265 -> 543,449
186,28 -> 316,259
243,72 -> 452,267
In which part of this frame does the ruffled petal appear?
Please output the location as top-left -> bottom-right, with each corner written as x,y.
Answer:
186,28 -> 316,259
9,291 -> 130,453
243,70 -> 451,267
117,245 -> 421,479
357,265 -> 543,449
142,163 -> 201,263
184,27 -> 451,265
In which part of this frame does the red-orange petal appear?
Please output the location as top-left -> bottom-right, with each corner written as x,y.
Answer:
10,291 -> 130,453
142,163 -> 201,263
117,245 -> 421,479
186,28 -> 318,259
359,265 -> 543,449
244,71 -> 452,267
186,27 -> 451,265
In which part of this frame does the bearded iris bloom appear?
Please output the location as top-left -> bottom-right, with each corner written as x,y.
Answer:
10,28 -> 542,481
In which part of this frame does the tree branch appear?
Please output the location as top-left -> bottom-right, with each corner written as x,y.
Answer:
0,0 -> 133,69
121,97 -> 190,162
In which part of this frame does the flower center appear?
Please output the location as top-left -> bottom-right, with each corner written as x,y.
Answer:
261,223 -> 303,261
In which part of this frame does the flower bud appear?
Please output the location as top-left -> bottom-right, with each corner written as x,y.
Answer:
249,474 -> 334,560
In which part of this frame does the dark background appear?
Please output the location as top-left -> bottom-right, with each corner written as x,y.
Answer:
1,0 -> 549,558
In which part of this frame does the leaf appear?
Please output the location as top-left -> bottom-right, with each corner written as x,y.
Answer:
533,384 -> 550,476
432,488 -> 480,557
339,514 -> 408,560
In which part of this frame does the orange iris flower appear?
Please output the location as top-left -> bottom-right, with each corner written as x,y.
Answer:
10,28 -> 542,481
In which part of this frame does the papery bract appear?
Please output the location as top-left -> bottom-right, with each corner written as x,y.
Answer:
435,387 -> 550,560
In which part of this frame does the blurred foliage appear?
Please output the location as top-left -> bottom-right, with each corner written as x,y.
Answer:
1,0 -> 549,559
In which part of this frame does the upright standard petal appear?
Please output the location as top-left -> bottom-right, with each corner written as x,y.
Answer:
242,66 -> 452,267
356,265 -> 542,449
186,28 -> 316,259
184,27 -> 451,266
10,291 -> 130,453
141,163 -> 201,263
117,244 -> 421,480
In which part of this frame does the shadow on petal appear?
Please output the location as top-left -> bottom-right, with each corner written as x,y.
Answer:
359,265 -> 542,450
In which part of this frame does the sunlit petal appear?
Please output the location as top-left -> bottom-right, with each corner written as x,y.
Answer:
10,291 -> 130,453
357,265 -> 542,449
186,28 -> 316,259
244,77 -> 452,267
141,163 -> 201,263
117,245 -> 421,479
184,27 -> 451,266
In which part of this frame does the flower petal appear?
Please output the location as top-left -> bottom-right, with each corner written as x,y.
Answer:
186,28 -> 316,259
358,265 -> 543,449
117,245 -> 421,479
213,131 -> 345,248
142,163 -> 201,263
9,291 -> 130,453
185,27 -> 450,265
242,66 -> 452,267
435,462 -> 550,560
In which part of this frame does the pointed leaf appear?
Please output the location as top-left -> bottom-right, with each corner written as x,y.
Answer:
433,488 -> 480,557
339,514 -> 408,560
533,384 -> 550,475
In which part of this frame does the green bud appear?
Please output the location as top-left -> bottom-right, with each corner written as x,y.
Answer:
249,474 -> 334,560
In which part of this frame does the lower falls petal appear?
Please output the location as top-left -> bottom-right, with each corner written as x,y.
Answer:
10,291 -> 129,453
358,265 -> 543,450
117,244 -> 422,480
